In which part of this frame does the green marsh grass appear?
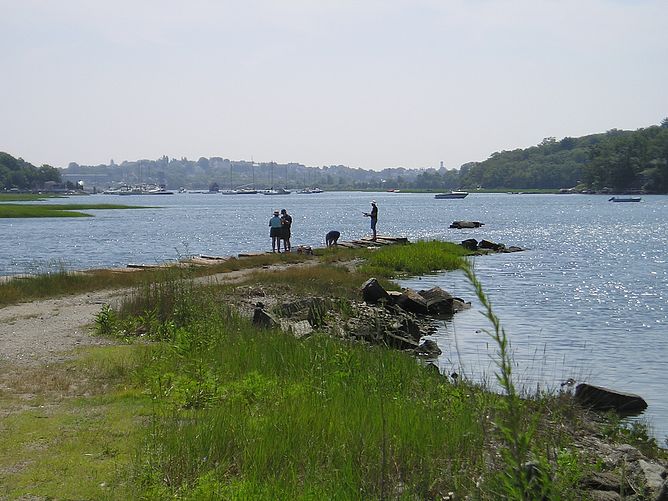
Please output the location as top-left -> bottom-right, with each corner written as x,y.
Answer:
361,240 -> 469,277
94,254 -> 594,498
0,202 -> 146,218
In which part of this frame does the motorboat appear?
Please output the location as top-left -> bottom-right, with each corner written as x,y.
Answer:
434,191 -> 468,199
608,196 -> 641,202
263,188 -> 291,195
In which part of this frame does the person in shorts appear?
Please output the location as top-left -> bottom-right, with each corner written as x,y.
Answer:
269,210 -> 283,252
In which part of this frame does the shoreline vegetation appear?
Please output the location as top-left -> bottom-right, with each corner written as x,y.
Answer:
1,242 -> 666,499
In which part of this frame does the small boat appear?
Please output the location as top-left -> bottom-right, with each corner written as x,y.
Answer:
609,196 -> 641,202
297,187 -> 324,194
263,188 -> 291,195
434,191 -> 468,199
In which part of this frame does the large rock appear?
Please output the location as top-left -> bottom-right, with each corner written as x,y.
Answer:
395,288 -> 429,315
461,238 -> 478,251
574,383 -> 648,413
479,239 -> 505,251
252,307 -> 279,328
418,286 -> 471,315
449,220 -> 484,229
361,278 -> 391,304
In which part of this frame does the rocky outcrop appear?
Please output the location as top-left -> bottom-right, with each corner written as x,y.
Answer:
460,238 -> 524,253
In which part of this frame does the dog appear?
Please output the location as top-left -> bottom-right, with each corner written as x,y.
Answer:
325,230 -> 340,247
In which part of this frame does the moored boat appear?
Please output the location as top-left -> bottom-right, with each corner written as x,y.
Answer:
609,196 -> 641,202
435,191 -> 468,199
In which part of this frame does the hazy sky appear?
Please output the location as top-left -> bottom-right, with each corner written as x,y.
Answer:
2,0 -> 666,170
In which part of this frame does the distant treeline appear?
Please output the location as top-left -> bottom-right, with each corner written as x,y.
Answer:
0,152 -> 61,191
459,119 -> 668,193
4,120 -> 668,193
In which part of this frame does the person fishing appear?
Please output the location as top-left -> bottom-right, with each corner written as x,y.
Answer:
363,200 -> 378,241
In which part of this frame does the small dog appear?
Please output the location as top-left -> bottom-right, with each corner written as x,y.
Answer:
325,230 -> 340,247
297,245 -> 313,255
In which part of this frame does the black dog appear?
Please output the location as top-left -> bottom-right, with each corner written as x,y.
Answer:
325,230 -> 340,247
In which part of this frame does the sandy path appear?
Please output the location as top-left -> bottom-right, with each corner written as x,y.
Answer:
0,289 -> 124,367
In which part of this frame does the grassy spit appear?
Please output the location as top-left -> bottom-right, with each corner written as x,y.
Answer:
1,242 -> 665,499
0,202 -> 147,218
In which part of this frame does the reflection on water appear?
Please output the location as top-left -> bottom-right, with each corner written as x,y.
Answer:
2,192 -> 667,441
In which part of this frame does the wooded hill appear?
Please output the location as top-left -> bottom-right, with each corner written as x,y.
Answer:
458,119 -> 668,193
0,152 -> 61,191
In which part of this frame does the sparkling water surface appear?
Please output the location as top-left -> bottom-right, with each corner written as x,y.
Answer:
2,192 -> 667,441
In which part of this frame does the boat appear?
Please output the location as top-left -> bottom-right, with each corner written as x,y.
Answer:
297,187 -> 324,194
434,191 -> 468,199
262,188 -> 291,195
609,196 -> 641,202
103,184 -> 173,195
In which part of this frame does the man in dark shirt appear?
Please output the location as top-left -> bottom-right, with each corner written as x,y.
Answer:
280,209 -> 293,252
364,200 -> 378,241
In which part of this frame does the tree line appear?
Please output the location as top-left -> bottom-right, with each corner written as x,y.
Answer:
4,120 -> 667,193
0,152 -> 61,191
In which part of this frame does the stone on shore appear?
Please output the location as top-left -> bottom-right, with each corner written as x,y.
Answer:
361,278 -> 391,304
574,383 -> 648,413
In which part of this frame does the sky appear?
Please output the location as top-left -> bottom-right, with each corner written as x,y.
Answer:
1,0 -> 667,171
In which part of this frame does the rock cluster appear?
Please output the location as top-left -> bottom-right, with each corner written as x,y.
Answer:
461,238 -> 524,253
249,278 -> 471,359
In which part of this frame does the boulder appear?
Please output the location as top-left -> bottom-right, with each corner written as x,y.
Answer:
252,307 -> 278,328
479,239 -> 505,251
574,383 -> 648,413
461,238 -> 478,251
449,220 -> 484,229
395,288 -> 429,315
418,287 -> 471,315
361,278 -> 391,304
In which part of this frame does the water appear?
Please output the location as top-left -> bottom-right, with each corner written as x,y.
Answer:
2,192 -> 667,441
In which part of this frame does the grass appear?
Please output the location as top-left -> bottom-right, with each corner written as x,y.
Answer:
0,346 -> 151,500
0,202 -> 146,218
3,240 -> 666,498
0,251 -> 317,307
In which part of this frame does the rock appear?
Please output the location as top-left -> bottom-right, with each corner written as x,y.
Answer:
574,383 -> 648,413
657,479 -> 668,501
395,288 -> 429,315
418,287 -> 471,315
416,339 -> 442,357
449,220 -> 484,229
479,239 -> 505,251
580,471 -> 622,492
588,491 -> 621,501
252,307 -> 278,328
637,459 -> 667,496
289,320 -> 313,338
384,331 -> 420,350
505,245 -> 525,253
361,278 -> 391,304
461,238 -> 478,251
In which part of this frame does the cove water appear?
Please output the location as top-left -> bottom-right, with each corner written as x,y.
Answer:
2,192 -> 667,442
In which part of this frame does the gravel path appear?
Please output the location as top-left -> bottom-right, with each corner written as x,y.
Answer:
0,289 -> 124,367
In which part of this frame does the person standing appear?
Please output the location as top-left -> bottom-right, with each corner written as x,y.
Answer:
280,208 -> 292,252
269,210 -> 283,252
364,200 -> 378,241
